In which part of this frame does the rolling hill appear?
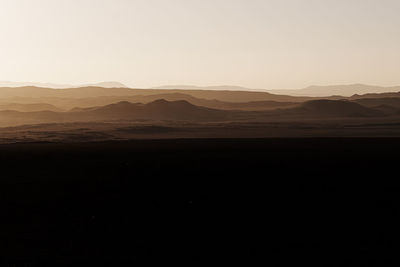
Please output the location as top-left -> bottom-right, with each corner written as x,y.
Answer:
0,103 -> 63,112
0,93 -> 300,111
152,85 -> 265,92
294,100 -> 383,117
268,84 -> 400,97
0,98 -> 392,128
0,86 -> 311,103
0,81 -> 127,89
0,100 -> 235,126
76,99 -> 231,121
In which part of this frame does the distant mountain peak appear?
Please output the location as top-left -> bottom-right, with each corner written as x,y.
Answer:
84,81 -> 127,88
269,84 -> 400,97
300,99 -> 382,117
152,85 -> 266,92
0,81 -> 128,89
113,101 -> 134,106
147,99 -> 196,108
149,99 -> 170,105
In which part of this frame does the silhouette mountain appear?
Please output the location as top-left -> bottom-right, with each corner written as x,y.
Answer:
152,85 -> 267,92
0,86 -> 140,98
5,93 -> 298,111
350,98 -> 400,115
0,86 -> 310,102
0,98 -> 394,127
2,83 -> 400,99
77,99 -> 230,121
353,98 -> 400,108
0,103 -> 62,112
82,82 -> 127,88
0,99 -> 229,126
350,91 -> 400,99
295,100 -> 383,117
0,81 -> 127,89
0,81 -> 72,89
268,84 -> 400,97
116,93 -> 297,110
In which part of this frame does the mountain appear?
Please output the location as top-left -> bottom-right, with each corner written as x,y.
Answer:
0,81 -> 127,89
0,99 -> 233,127
0,86 -> 310,102
350,91 -> 400,99
0,103 -> 62,112
125,93 -> 298,110
293,100 -> 383,117
268,84 -> 400,97
0,86 -> 138,98
82,82 -> 127,88
146,89 -> 309,102
350,98 -> 400,115
1,93 -> 298,112
152,85 -> 265,92
352,98 -> 400,108
0,99 -> 231,127
2,82 -> 400,98
0,81 -> 72,89
0,98 -> 394,127
154,83 -> 400,97
72,93 -> 298,111
78,99 -> 230,121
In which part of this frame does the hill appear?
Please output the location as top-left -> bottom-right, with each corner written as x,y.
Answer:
0,81 -> 127,89
0,86 -> 310,103
79,99 -> 230,121
350,91 -> 400,99
294,100 -> 383,117
0,98 -> 393,128
0,93 -> 299,111
152,85 -> 266,92
268,84 -> 400,97
0,103 -> 63,112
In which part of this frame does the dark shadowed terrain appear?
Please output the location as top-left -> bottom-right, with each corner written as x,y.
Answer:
1,86 -> 400,266
0,138 -> 400,266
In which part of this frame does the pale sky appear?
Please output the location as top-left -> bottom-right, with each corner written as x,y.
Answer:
0,0 -> 399,89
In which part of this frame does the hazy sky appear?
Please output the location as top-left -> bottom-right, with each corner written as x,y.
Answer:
0,0 -> 399,89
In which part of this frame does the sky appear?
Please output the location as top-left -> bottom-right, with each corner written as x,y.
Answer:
0,0 -> 399,89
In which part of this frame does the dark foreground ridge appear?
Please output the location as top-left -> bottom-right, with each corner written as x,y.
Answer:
0,138 -> 399,266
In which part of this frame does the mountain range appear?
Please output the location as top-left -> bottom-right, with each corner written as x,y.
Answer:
0,84 -> 398,128
3,82 -> 400,97
152,85 -> 263,92
0,98 -> 394,128
0,81 -> 127,89
154,83 -> 400,97
0,86 -> 309,102
267,84 -> 400,97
